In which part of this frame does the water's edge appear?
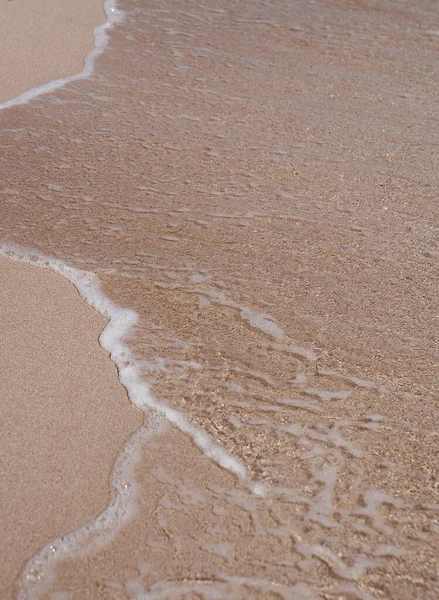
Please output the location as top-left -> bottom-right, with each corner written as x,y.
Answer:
0,0 -> 123,112
0,0 -> 246,592
0,245 -> 246,597
2,0 -> 437,596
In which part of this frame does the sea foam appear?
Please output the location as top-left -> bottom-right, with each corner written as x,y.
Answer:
0,243 -> 247,597
0,0 -> 245,587
1,245 -> 246,474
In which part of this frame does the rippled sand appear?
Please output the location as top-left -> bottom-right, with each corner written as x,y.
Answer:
1,0 -> 439,598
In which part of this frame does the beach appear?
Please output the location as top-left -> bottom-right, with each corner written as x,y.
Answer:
1,0 -> 438,598
0,257 -> 142,598
0,0 -> 105,103
0,1 -> 142,596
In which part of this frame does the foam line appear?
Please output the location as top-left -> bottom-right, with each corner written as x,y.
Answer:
0,0 -> 246,589
0,0 -> 124,112
18,422 -> 157,599
0,244 -> 247,479
0,243 -> 247,594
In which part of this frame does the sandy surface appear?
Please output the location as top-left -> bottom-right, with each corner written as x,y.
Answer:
0,0 -> 105,104
0,1 -> 142,596
1,0 -> 438,598
0,258 -> 142,598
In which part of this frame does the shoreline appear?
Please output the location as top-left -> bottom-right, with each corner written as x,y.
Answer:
0,254 -> 142,598
0,0 -> 124,111
0,0 -> 107,105
0,1 -> 143,596
1,0 -> 438,596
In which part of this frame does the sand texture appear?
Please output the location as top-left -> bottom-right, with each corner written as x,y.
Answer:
0,0 -> 105,104
0,257 -> 142,598
1,0 -> 439,598
0,1 -> 142,595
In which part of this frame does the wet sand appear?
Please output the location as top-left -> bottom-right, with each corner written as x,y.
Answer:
1,0 -> 439,598
0,2 -> 142,597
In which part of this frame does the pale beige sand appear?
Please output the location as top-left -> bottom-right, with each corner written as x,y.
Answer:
0,0 -> 105,103
0,1 -> 142,595
0,257 -> 142,598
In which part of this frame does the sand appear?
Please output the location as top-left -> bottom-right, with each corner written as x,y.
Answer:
0,2 -> 142,596
0,258 -> 142,598
1,0 -> 439,598
0,0 -> 105,104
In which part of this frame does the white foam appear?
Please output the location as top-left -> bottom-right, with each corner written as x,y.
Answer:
19,422 -> 156,599
354,490 -> 405,534
0,0 -> 124,112
0,243 -> 247,596
0,245 -> 247,478
296,543 -> 375,580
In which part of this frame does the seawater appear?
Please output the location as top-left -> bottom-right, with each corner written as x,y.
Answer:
1,0 -> 438,597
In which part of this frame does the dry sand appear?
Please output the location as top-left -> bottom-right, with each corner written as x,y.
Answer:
0,0 -> 105,103
0,2 -> 142,597
0,258 -> 142,598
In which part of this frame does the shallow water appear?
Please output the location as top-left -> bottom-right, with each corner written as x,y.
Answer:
1,0 -> 439,597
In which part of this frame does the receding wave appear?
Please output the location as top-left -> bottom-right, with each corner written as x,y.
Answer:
1,0 -> 438,597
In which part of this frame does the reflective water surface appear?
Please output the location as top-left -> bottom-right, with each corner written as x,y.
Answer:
1,0 -> 438,598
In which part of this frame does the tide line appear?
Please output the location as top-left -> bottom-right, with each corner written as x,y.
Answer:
0,244 -> 247,478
